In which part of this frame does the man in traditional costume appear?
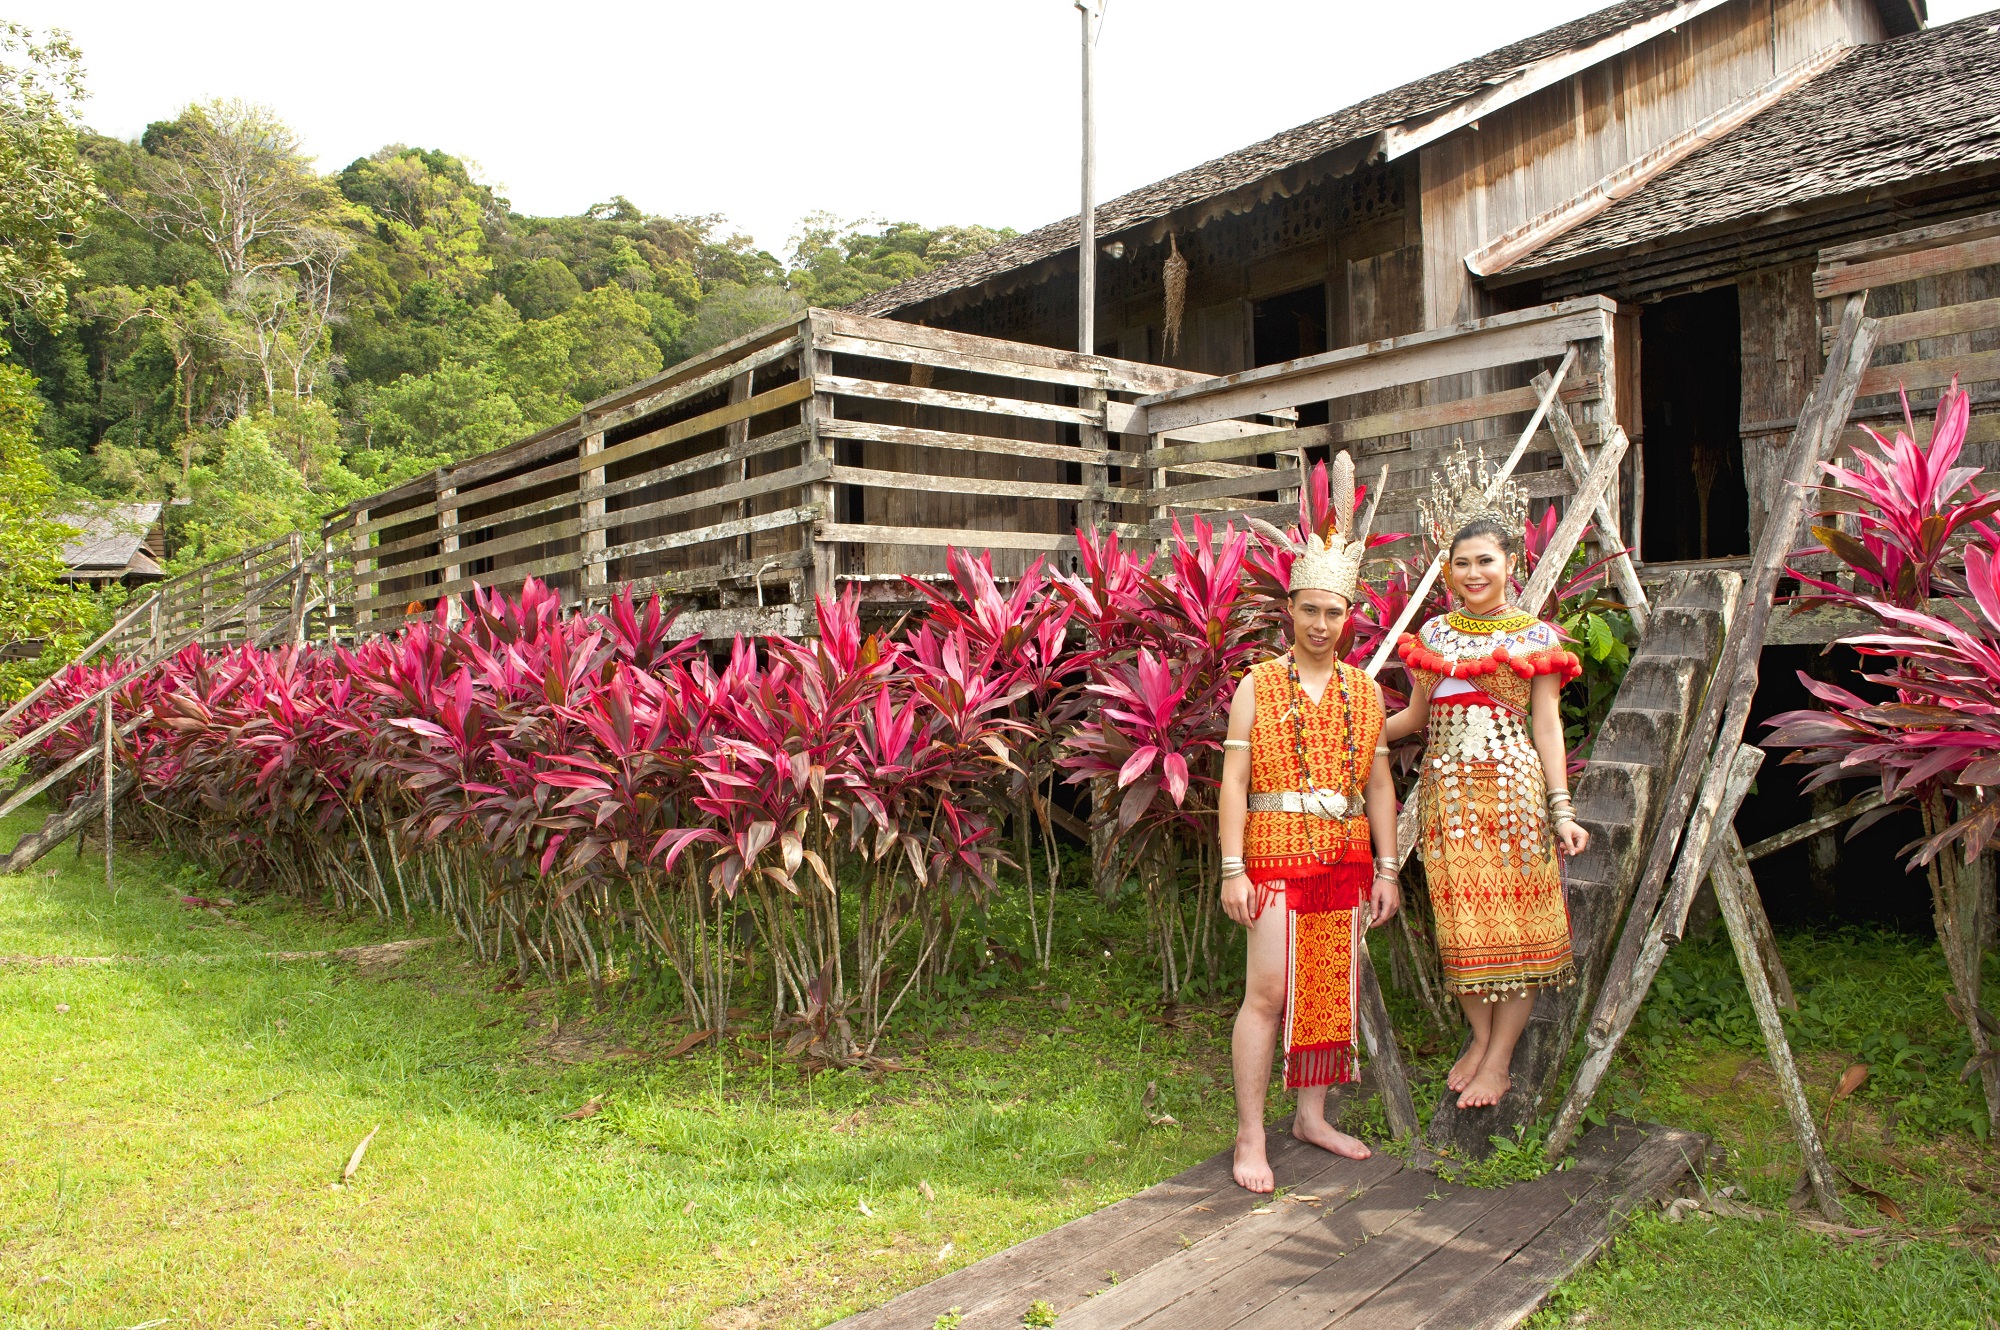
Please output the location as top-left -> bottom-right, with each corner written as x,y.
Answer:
1218,454 -> 1402,1194
1385,445 -> 1588,1111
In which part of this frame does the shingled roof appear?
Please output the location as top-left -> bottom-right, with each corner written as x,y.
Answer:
1507,14 -> 2000,276
847,0 -> 1703,318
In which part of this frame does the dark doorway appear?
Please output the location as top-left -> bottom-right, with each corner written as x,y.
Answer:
1639,288 -> 1747,562
1253,284 -> 1328,427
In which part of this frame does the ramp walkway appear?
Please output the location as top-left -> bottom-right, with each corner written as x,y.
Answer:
830,1120 -> 1706,1330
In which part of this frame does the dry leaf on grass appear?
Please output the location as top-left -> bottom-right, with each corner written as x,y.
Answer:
562,1096 -> 603,1120
857,1198 -> 875,1217
666,1028 -> 715,1059
341,1124 -> 380,1183
918,1179 -> 936,1202
935,1241 -> 954,1262
1823,1062 -> 1870,1131
1836,1165 -> 1907,1221
1799,1218 -> 1883,1238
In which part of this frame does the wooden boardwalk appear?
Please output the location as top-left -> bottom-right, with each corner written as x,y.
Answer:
831,1120 -> 1707,1330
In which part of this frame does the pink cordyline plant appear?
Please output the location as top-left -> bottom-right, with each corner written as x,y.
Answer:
1763,380 -> 2000,1133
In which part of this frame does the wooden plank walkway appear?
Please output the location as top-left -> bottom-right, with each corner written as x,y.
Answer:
830,1120 -> 1708,1330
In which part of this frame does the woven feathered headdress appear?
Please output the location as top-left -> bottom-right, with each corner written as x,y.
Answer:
1419,441 -> 1528,551
1251,450 -> 1369,602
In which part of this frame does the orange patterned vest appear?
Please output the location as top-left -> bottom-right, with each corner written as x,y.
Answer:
1244,656 -> 1383,912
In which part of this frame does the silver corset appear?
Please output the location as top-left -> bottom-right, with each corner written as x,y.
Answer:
1428,697 -> 1534,763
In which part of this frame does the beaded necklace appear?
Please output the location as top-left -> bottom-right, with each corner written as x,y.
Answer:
1446,605 -> 1535,635
1286,653 -> 1353,864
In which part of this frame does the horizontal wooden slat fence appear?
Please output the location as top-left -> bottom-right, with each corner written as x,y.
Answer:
1125,297 -> 1624,549
78,296 -> 1631,651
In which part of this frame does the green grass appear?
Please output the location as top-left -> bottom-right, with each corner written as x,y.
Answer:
0,812 -> 1240,1328
4,812 -> 1998,1328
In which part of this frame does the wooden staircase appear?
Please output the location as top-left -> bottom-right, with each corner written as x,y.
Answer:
1426,567 -> 1741,1155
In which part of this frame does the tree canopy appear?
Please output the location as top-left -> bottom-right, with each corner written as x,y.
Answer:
4,39 -> 1013,576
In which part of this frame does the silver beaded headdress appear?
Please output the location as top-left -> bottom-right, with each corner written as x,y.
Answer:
1419,441 -> 1529,551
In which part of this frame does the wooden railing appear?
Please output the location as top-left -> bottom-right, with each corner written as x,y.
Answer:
81,296 -> 1636,651
1126,297 -> 1628,547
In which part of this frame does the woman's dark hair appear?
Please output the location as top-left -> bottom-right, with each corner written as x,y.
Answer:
1449,516 -> 1518,558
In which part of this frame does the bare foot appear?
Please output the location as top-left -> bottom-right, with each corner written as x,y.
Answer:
1447,1040 -> 1488,1093
1457,1063 -> 1512,1109
1233,1128 -> 1275,1193
1294,1114 -> 1371,1161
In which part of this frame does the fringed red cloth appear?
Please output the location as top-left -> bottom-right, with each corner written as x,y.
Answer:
1247,840 -> 1370,1088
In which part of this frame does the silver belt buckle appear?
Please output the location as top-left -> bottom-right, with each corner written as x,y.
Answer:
1300,788 -> 1348,819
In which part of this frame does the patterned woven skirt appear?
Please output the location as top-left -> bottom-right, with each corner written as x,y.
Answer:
1418,705 -> 1576,1000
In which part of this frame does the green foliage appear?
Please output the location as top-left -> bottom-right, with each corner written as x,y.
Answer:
1634,930 -> 1993,1141
0,356 -> 93,698
1438,1122 -> 1554,1188
1022,1299 -> 1059,1328
0,23 -> 100,327
1560,604 -> 1636,757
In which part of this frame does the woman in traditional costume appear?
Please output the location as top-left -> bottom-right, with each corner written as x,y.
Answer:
1217,453 -> 1402,1193
1385,446 -> 1589,1111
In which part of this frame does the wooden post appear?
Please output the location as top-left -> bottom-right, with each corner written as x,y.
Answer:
1078,385 -> 1108,546
437,472 -> 462,621
1714,828 -> 1797,1010
1711,824 -> 1845,1221
1532,371 -> 1648,631
1547,744 -> 1763,1157
100,692 -> 113,891
726,369 -> 755,579
285,531 -> 307,648
578,435 -> 606,604
1354,942 -> 1420,1140
350,506 -> 373,635
802,315 -> 838,601
1519,427 -> 1629,617
1147,430 -> 1171,554
149,594 -> 163,656
198,567 -> 213,648
240,552 -> 259,642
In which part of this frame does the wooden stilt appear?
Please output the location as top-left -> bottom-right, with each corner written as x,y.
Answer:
1354,941 -> 1420,1140
1714,827 -> 1796,1010
1547,744 -> 1762,1155
1711,828 -> 1844,1221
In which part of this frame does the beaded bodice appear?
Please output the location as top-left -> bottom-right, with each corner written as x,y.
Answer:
1398,609 -> 1579,715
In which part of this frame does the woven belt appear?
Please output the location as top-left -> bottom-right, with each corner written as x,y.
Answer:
1248,789 -> 1363,819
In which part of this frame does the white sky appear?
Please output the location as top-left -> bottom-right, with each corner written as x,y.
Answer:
20,1 -> 2000,260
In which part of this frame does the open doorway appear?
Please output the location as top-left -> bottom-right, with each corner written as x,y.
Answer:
1253,284 -> 1328,427
1639,287 -> 1747,562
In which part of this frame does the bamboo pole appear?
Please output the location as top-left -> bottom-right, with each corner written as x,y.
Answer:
1532,371 -> 1649,631
1518,427 -> 1629,616
1362,345 -> 1578,678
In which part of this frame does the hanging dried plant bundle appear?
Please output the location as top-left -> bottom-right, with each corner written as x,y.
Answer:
1162,233 -> 1188,357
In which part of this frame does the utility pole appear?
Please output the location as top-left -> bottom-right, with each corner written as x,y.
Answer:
1076,0 -> 1100,355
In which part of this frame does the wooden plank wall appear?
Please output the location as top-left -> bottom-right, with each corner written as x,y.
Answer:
1417,0 -> 1886,331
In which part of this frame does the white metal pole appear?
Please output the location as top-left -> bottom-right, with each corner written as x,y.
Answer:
1076,0 -> 1099,355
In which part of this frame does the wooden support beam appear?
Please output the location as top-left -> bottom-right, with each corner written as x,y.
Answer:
579,433 -> 606,601
1710,823 -> 1843,1220
1742,789 -> 1886,861
1714,828 -> 1797,1010
804,316 -> 837,600
1587,294 -> 1877,1063
1354,943 -> 1420,1141
1534,371 -> 1648,631
1548,745 -> 1763,1159
1518,427 -> 1629,617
